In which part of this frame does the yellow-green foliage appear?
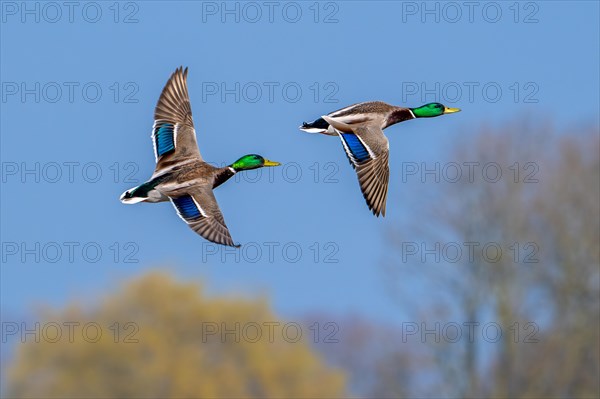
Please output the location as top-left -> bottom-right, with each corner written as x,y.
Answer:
6,272 -> 347,398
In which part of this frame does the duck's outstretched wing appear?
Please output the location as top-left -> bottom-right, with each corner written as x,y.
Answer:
170,187 -> 239,247
322,115 -> 390,217
152,67 -> 203,174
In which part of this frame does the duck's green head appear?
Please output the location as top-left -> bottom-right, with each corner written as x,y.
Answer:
411,103 -> 461,118
231,154 -> 281,171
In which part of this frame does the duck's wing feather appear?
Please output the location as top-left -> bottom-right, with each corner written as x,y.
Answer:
152,67 -> 203,173
170,187 -> 239,247
322,115 -> 390,217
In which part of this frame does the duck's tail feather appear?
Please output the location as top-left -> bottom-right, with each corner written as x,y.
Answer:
120,181 -> 168,204
299,117 -> 329,133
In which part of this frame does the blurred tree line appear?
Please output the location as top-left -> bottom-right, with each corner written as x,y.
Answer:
5,273 -> 346,398
376,121 -> 599,398
5,121 -> 599,398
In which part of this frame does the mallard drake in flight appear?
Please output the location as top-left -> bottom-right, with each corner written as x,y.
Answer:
120,67 -> 280,247
300,101 -> 460,217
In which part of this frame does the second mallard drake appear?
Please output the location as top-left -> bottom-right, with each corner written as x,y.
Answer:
300,101 -> 460,217
120,67 -> 280,247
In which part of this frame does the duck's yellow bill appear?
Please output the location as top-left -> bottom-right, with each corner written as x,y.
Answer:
263,159 -> 281,167
444,107 -> 461,114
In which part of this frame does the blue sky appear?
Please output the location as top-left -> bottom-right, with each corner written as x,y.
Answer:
1,0 -> 599,343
